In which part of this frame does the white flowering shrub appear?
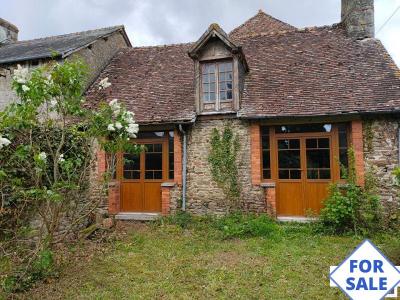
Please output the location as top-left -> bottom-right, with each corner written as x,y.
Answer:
0,60 -> 140,292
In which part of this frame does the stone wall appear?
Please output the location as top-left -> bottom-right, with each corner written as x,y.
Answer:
0,30 -> 128,110
70,31 -> 128,86
363,117 -> 399,206
174,118 -> 265,215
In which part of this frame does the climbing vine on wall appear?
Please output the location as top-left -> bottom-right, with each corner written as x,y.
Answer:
208,123 -> 241,210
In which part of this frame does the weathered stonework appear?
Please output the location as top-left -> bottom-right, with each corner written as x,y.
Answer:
174,118 -> 265,215
341,0 -> 374,40
363,118 -> 399,206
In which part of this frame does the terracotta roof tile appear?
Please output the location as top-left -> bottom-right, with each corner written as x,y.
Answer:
238,25 -> 400,118
86,43 -> 196,124
86,23 -> 400,124
229,10 -> 296,42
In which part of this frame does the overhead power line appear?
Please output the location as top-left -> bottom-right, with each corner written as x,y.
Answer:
376,5 -> 400,34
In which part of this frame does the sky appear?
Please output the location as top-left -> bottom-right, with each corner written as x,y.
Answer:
1,0 -> 400,65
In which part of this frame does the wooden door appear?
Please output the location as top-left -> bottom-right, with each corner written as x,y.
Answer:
303,137 -> 332,214
275,134 -> 333,216
120,141 -> 166,212
276,138 -> 304,216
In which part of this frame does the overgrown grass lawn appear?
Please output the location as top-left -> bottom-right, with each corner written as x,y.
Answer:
16,221 -> 400,299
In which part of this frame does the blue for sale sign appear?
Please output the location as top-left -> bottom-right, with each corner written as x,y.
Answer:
330,240 -> 400,300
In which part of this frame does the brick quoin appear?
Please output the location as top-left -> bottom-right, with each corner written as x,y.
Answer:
174,129 -> 183,186
265,187 -> 277,217
97,150 -> 106,180
161,187 -> 171,216
250,123 -> 261,186
108,181 -> 120,214
351,120 -> 365,186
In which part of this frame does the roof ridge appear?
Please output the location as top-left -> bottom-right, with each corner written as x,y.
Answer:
229,9 -> 295,37
130,41 -> 194,50
6,25 -> 124,45
235,23 -> 343,41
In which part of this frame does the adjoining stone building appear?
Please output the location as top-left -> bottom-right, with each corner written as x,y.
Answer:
0,17 -> 131,110
87,0 -> 400,221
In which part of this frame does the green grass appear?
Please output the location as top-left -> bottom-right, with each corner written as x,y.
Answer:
8,221 -> 400,300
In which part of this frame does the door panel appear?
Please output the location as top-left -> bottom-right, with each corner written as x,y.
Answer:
121,183 -> 142,212
304,137 -> 331,214
120,141 -> 165,212
304,183 -> 330,214
275,135 -> 333,216
277,182 -> 303,216
144,183 -> 162,212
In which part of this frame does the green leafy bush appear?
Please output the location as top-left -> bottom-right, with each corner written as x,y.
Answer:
317,183 -> 382,235
213,213 -> 278,239
158,211 -> 193,229
1,249 -> 54,293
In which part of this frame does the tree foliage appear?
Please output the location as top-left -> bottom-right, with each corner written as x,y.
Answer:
0,59 -> 140,292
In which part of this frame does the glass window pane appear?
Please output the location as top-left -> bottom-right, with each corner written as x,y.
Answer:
289,139 -> 300,149
306,138 -> 317,149
263,150 -> 270,169
202,74 -> 209,83
227,72 -> 233,80
290,170 -> 301,179
226,82 -> 232,90
154,143 -> 162,152
169,153 -> 174,180
275,124 -> 332,133
278,150 -> 300,169
219,63 -> 225,72
307,170 -> 318,179
339,130 -> 348,148
124,154 -> 140,171
209,92 -> 215,101
225,63 -> 233,71
306,149 -> 330,168
154,171 -> 162,179
219,82 -> 226,91
138,132 -> 165,139
261,126 -> 269,135
318,138 -> 329,149
227,90 -> 232,100
278,139 -> 290,150
210,73 -> 216,83
262,136 -> 270,149
219,73 -> 225,81
263,169 -> 271,179
209,83 -> 216,93
279,170 -> 289,179
319,169 -> 331,179
220,92 -> 226,100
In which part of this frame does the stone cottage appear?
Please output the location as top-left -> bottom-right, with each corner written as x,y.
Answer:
87,0 -> 400,221
0,18 -> 131,110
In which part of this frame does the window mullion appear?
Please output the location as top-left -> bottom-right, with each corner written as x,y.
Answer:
216,63 -> 220,111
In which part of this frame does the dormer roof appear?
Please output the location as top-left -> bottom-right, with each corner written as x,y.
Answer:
188,23 -> 240,58
188,23 -> 248,71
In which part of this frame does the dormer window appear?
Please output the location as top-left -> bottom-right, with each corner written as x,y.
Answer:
188,23 -> 248,114
202,61 -> 233,104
